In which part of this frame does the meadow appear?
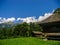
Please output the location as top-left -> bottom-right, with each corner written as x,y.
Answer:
0,37 -> 60,45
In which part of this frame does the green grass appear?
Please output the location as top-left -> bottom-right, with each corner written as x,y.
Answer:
0,37 -> 60,45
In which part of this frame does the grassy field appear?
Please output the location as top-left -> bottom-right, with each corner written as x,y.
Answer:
0,37 -> 60,45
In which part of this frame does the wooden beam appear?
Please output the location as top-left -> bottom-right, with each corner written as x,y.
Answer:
44,33 -> 60,36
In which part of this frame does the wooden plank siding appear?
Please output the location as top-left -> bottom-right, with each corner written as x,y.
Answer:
44,33 -> 60,36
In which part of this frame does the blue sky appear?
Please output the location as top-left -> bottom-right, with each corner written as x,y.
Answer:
0,0 -> 60,18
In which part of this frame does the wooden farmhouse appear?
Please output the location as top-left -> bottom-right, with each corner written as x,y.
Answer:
39,13 -> 60,40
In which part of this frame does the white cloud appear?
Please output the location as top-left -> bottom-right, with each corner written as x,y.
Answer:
17,17 -> 37,23
17,18 -> 21,21
6,17 -> 15,22
0,17 -> 2,20
38,12 -> 53,21
16,12 -> 53,23
0,17 -> 16,24
0,11 -> 53,24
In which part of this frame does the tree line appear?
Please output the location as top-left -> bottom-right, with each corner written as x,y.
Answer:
0,22 -> 42,39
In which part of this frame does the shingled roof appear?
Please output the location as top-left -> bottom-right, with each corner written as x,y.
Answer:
39,13 -> 60,23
